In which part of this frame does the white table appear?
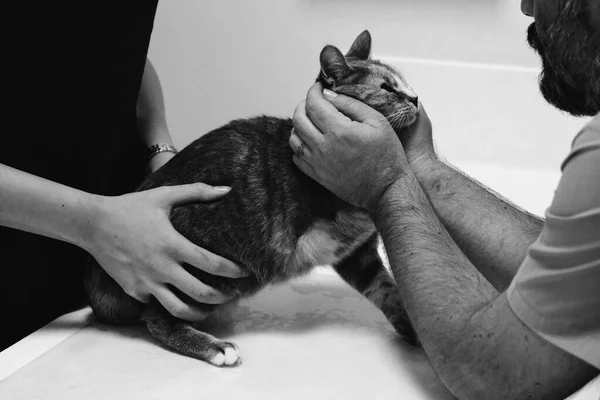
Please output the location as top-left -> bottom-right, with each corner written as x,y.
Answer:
0,269 -> 598,400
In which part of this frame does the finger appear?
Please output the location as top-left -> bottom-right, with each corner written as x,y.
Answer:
304,82 -> 353,133
175,235 -> 248,278
417,101 -> 427,116
289,128 -> 312,158
321,87 -> 384,127
404,101 -> 431,133
152,285 -> 213,321
292,100 -> 325,149
124,287 -> 152,304
416,102 -> 431,125
156,183 -> 231,207
292,154 -> 318,182
166,265 -> 233,305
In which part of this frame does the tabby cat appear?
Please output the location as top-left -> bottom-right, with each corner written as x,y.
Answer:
85,30 -> 420,367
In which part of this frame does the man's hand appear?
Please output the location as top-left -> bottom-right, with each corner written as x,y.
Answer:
291,82 -> 410,211
398,103 -> 437,170
87,182 -> 246,321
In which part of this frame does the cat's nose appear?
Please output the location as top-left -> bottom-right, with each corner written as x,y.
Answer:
410,97 -> 419,108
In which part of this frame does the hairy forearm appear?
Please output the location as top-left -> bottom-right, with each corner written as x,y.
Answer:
373,174 -> 597,399
136,58 -> 173,147
0,163 -> 100,250
411,157 -> 543,291
374,173 -> 501,393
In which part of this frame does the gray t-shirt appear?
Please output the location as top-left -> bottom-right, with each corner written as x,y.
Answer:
507,113 -> 600,369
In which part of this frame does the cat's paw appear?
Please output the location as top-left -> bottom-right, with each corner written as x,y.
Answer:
208,341 -> 241,367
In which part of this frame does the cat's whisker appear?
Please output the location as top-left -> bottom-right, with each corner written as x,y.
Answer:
381,114 -> 395,125
398,115 -> 408,129
384,110 -> 402,126
393,114 -> 407,132
387,111 -> 405,132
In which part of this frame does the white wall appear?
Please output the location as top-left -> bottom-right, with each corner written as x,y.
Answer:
147,0 -> 590,214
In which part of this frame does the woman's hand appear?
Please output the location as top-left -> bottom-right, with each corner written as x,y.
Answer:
291,82 -> 411,212
87,182 -> 246,321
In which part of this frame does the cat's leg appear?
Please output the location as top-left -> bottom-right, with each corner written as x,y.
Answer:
333,234 -> 418,345
84,258 -> 145,325
142,305 -> 241,367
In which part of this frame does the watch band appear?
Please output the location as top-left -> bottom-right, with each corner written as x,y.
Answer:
147,143 -> 178,161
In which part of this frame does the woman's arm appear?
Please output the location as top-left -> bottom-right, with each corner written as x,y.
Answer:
0,163 -> 100,247
0,163 -> 244,320
136,58 -> 177,173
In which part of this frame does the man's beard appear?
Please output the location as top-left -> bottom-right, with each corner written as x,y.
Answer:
527,1 -> 600,117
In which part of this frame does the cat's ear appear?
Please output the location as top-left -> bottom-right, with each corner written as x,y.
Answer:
346,30 -> 371,60
320,45 -> 351,85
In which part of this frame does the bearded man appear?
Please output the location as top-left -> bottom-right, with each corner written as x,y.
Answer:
290,0 -> 600,399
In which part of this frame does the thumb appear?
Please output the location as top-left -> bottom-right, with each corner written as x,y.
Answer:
155,183 -> 231,207
323,89 -> 383,126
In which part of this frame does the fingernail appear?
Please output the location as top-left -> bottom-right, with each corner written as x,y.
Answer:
323,89 -> 338,98
214,186 -> 231,192
237,268 -> 250,277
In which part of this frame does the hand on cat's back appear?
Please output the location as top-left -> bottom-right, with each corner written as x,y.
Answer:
291,82 -> 411,212
84,182 -> 246,321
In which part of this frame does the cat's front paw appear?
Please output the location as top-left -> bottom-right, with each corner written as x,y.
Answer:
208,341 -> 241,367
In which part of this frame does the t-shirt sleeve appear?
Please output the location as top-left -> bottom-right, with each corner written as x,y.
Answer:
507,114 -> 600,369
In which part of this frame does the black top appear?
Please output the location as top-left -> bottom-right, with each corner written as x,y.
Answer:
0,1 -> 159,350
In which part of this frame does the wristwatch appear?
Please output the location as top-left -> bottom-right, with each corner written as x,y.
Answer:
147,143 -> 178,161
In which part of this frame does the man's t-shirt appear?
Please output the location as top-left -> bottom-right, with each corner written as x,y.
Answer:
507,113 -> 600,369
0,1 -> 159,350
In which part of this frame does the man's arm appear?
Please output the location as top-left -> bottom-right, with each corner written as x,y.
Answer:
412,156 -> 543,291
400,110 -> 543,291
375,174 -> 597,400
291,85 -> 598,400
136,58 -> 176,172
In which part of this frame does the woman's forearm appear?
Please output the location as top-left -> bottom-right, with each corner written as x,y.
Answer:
0,163 -> 101,250
411,157 -> 544,291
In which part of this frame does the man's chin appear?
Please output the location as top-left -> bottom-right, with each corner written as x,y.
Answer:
531,23 -> 600,116
527,23 -> 543,54
539,72 -> 600,117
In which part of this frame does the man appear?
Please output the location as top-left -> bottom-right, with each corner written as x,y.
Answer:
0,1 -> 243,351
291,0 -> 599,398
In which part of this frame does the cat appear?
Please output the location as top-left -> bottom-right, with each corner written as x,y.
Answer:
85,30 -> 420,367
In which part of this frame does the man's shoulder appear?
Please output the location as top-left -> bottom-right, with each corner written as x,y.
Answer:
561,113 -> 600,171
571,112 -> 600,147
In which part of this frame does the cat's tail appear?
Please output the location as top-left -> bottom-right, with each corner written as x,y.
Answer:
142,306 -> 241,367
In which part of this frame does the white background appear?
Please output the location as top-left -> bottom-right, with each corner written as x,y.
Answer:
147,0 -> 590,215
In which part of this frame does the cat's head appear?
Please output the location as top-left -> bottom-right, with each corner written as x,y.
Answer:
317,30 -> 419,130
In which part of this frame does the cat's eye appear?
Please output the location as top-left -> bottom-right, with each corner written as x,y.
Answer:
380,82 -> 396,94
